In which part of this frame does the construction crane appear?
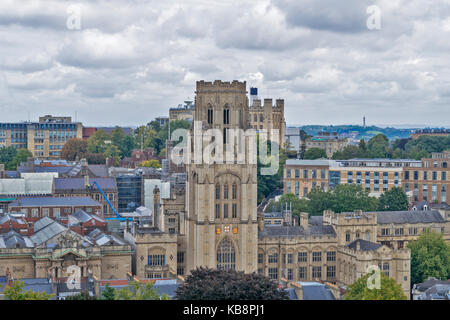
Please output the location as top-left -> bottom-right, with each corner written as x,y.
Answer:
90,181 -> 131,221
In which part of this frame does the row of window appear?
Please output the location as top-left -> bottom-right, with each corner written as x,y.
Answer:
265,266 -> 336,281
260,251 -> 337,264
286,168 -> 326,179
215,203 -> 238,219
215,184 -> 238,200
405,170 -> 447,181
405,183 -> 447,202
381,226 -> 445,236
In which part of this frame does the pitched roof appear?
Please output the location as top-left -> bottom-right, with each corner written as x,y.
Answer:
30,221 -> 68,246
415,277 -> 450,292
346,239 -> 381,252
259,225 -> 336,238
34,217 -> 56,233
88,165 -> 109,177
375,210 -> 445,224
9,196 -> 102,207
54,178 -> 116,190
297,282 -> 336,300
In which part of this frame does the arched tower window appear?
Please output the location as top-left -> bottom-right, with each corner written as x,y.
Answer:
223,105 -> 230,124
224,184 -> 229,199
216,184 -> 220,200
217,238 -> 235,271
208,108 -> 213,124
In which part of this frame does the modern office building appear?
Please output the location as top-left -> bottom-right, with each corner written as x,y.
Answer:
0,115 -> 82,158
284,158 -> 422,198
402,152 -> 449,204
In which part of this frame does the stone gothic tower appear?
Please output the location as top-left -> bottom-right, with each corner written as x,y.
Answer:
185,80 -> 258,274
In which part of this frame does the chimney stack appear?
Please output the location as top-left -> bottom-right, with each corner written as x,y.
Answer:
84,174 -> 90,188
299,212 -> 308,231
356,240 -> 360,251
153,186 -> 160,229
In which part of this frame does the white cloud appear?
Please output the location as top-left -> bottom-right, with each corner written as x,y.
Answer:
0,0 -> 449,126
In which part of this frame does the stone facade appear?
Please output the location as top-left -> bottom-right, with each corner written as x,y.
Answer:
248,98 -> 285,147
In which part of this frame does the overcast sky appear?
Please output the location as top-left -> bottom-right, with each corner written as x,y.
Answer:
1,0 -> 449,127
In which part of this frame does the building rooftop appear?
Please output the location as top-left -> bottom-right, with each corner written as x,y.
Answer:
9,196 -> 102,207
346,239 -> 382,252
374,210 -> 446,224
296,282 -> 336,300
285,159 -> 333,166
414,277 -> 450,292
259,225 -> 336,238
54,177 -> 116,191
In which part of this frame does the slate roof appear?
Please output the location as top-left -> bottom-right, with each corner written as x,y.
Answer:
374,210 -> 446,224
412,200 -> 430,211
297,282 -> 336,300
70,209 -> 105,224
0,278 -> 53,296
34,167 -> 71,174
54,178 -> 116,190
9,196 -> 102,207
414,277 -> 450,292
88,165 -> 109,177
431,203 -> 450,210
420,284 -> 450,300
346,239 -> 381,252
0,214 -> 26,225
30,221 -> 68,246
1,230 -> 33,248
34,217 -> 56,233
259,225 -> 336,238
308,216 -> 323,226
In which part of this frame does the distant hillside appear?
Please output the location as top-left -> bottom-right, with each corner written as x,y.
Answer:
298,125 -> 415,141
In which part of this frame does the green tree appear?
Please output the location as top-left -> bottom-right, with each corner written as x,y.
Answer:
111,127 -> 135,158
378,187 -> 408,211
10,148 -> 32,170
176,267 -> 289,300
87,130 -> 109,154
303,147 -> 327,159
358,139 -> 368,155
61,138 -> 88,161
0,146 -> 18,170
100,284 -> 116,300
65,290 -> 97,300
344,271 -> 407,300
257,138 -> 286,203
332,145 -> 361,160
265,193 -> 310,218
115,280 -> 169,300
308,184 -> 379,215
2,280 -> 54,300
85,152 -> 106,164
367,134 -> 389,158
407,229 -> 450,285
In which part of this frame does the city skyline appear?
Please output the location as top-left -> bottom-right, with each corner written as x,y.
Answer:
1,0 -> 450,127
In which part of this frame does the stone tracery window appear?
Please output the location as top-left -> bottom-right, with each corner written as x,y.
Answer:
217,238 -> 235,271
